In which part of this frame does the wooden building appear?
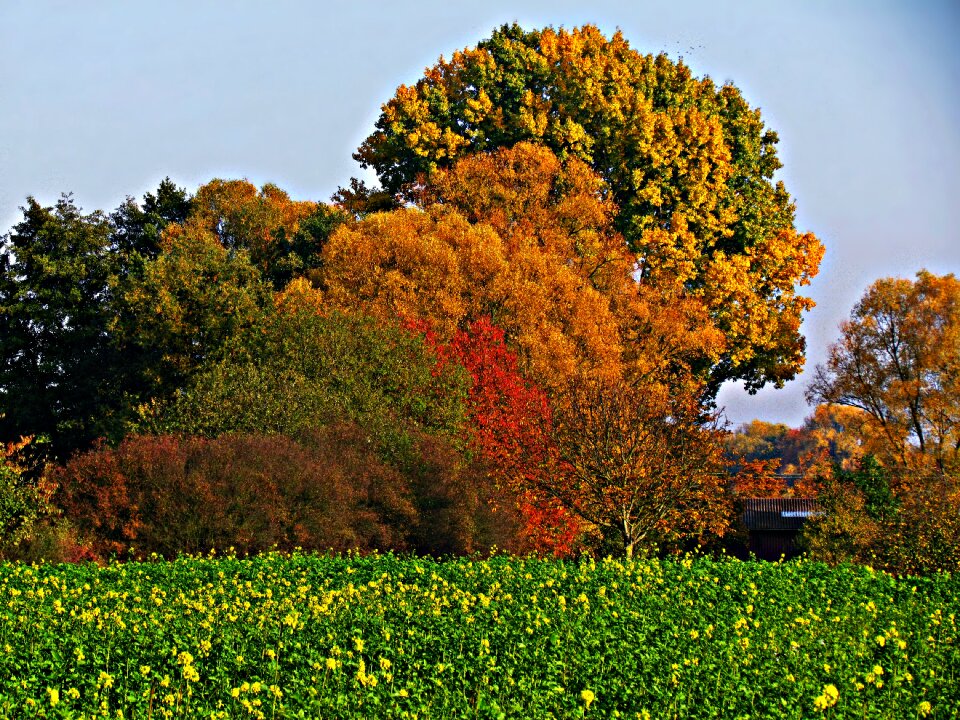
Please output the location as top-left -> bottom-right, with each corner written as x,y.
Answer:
742,498 -> 821,561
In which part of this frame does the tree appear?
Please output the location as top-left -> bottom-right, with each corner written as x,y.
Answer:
800,454 -> 960,574
355,24 -> 823,395
322,204 -> 621,392
0,434 -> 51,558
798,404 -> 887,472
187,179 -> 346,288
808,271 -> 960,476
115,219 -> 270,407
416,316 -> 581,555
110,177 -> 193,262
155,306 -> 470,442
323,143 -> 722,394
543,377 -> 730,557
0,196 -> 121,458
725,420 -> 791,467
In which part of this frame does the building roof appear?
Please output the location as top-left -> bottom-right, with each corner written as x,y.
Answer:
742,498 -> 821,531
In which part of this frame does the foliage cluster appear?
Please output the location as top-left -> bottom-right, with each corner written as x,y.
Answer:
0,553 -> 956,718
52,428 -> 519,560
801,457 -> 960,576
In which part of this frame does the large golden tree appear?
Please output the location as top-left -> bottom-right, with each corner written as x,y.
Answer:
355,24 -> 823,395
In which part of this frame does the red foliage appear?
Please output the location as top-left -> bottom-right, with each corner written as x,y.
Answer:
411,316 -> 581,555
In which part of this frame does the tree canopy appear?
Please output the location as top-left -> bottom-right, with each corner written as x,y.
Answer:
356,24 -> 823,395
808,270 -> 960,476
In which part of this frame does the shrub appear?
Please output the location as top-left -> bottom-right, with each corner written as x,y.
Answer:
53,425 -> 523,559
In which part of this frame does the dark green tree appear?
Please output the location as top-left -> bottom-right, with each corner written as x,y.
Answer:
261,203 -> 349,289
110,177 -> 193,262
0,196 -> 120,458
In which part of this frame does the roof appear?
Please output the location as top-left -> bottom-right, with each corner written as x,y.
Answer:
742,498 -> 821,531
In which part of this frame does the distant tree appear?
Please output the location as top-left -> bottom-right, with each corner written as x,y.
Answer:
808,271 -> 960,476
725,420 -> 791,466
798,404 -> 888,472
356,23 -> 824,396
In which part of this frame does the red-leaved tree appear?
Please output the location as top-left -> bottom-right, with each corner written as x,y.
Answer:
411,317 -> 581,555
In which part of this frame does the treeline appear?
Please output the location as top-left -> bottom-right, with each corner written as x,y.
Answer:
1,24 -> 956,570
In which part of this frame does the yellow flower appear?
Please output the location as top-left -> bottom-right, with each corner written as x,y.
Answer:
581,689 -> 596,709
813,684 -> 839,711
875,635 -> 885,647
873,664 -> 884,676
326,657 -> 338,671
47,688 -> 59,707
919,701 -> 932,717
231,688 -> 240,698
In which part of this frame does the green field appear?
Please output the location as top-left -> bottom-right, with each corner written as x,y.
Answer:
1,553 -> 957,719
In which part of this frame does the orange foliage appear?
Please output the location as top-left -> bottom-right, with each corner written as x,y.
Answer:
190,179 -> 317,269
809,271 -> 960,475
323,144 -> 724,394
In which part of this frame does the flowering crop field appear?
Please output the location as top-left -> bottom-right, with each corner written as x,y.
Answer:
1,553 -> 957,719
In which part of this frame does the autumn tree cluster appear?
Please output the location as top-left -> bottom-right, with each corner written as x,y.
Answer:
726,271 -> 960,573
1,24 -> 830,560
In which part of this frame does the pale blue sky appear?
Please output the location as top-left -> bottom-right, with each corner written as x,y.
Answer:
2,0 -> 958,427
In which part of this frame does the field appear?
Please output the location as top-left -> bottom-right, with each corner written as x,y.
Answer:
1,553 -> 957,719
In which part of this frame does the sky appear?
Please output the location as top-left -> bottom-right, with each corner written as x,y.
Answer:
2,0 -> 958,428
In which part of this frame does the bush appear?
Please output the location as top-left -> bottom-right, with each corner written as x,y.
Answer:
53,426 -> 523,559
802,457 -> 960,573
156,309 -> 469,441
